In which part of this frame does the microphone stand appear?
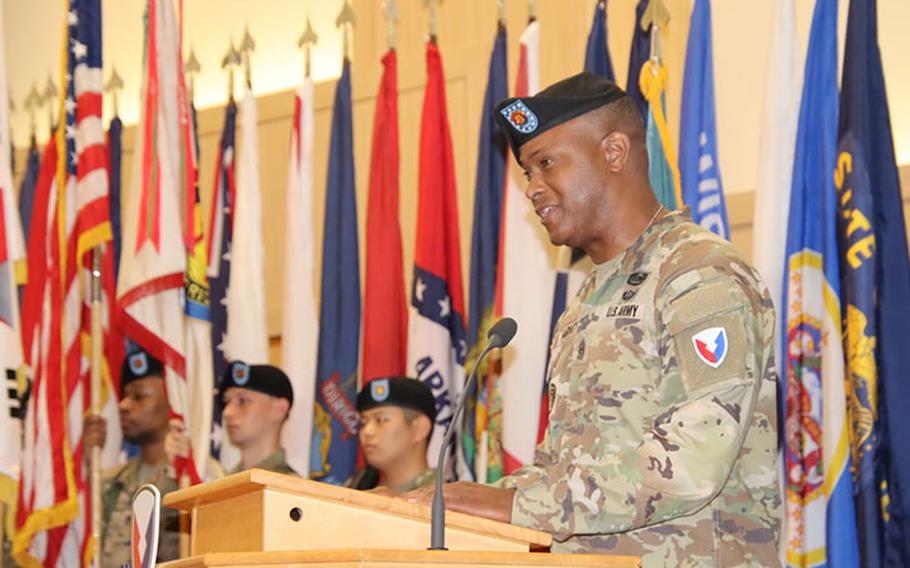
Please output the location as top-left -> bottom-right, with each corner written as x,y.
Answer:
428,342 -> 497,550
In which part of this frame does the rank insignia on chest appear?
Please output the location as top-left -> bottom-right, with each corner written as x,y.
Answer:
605,304 -> 640,318
692,327 -> 728,368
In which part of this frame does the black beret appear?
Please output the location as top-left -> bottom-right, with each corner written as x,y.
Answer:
494,71 -> 629,159
121,350 -> 163,389
356,377 -> 436,422
219,361 -> 294,407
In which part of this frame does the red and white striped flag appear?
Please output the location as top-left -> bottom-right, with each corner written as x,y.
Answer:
14,0 -> 121,564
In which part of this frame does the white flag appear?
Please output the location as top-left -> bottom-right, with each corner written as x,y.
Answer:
499,20 -> 559,472
225,85 -> 268,364
753,0 -> 800,357
281,79 -> 319,476
752,1 -> 800,563
0,0 -> 24,514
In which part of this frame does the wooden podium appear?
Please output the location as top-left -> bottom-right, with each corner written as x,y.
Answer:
159,469 -> 639,567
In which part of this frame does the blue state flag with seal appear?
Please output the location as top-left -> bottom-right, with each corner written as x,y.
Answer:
836,0 -> 910,565
679,0 -> 729,239
781,0 -> 859,566
310,61 -> 361,485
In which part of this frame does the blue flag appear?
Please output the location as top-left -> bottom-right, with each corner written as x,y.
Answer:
16,140 -> 40,242
465,27 -> 508,480
584,0 -> 615,81
208,101 -> 237,459
836,0 -> 910,565
626,0 -> 650,123
311,61 -> 361,485
679,0 -> 729,239
782,1 -> 859,566
107,116 -> 123,282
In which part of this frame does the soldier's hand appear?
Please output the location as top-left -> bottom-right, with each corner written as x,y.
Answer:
164,418 -> 191,464
82,414 -> 107,450
402,481 -> 515,524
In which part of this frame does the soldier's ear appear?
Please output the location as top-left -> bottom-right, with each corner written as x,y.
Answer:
271,397 -> 291,423
411,415 -> 433,443
600,131 -> 631,173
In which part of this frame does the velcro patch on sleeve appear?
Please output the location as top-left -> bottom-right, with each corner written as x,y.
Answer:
662,276 -> 752,394
672,310 -> 749,393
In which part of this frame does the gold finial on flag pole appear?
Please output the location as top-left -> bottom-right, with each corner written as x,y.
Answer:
497,0 -> 506,28
221,40 -> 241,101
641,0 -> 670,34
104,66 -> 124,117
185,49 -> 201,104
24,82 -> 42,139
239,26 -> 256,89
43,73 -> 58,132
382,0 -> 399,50
335,1 -> 356,62
641,0 -> 669,74
423,0 -> 443,43
298,17 -> 319,78
529,0 -> 537,22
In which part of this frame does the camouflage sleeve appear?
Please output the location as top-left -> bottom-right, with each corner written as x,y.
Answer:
506,268 -> 769,541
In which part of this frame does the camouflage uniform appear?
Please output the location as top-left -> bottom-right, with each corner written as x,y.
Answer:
230,449 -> 299,476
101,459 -> 179,568
499,211 -> 781,567
394,469 -> 436,494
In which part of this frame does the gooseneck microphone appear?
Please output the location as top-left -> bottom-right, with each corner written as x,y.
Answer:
429,317 -> 518,550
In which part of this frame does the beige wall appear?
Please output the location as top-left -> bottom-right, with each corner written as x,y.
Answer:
11,0 -> 910,363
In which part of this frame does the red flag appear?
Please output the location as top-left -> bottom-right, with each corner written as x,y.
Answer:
362,50 -> 407,383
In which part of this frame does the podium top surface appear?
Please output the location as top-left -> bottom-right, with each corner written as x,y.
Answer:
163,469 -> 552,549
161,549 -> 640,567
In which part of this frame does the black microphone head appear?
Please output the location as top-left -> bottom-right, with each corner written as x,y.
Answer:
488,317 -> 518,349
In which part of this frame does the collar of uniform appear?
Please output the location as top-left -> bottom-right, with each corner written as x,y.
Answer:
112,458 -> 168,487
393,469 -> 437,494
252,448 -> 288,472
587,207 -> 688,289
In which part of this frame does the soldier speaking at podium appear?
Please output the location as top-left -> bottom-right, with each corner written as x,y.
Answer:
405,72 -> 781,567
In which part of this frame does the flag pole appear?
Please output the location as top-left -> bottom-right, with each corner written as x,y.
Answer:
89,249 -> 103,568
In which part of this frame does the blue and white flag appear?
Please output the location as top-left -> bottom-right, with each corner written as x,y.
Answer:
310,62 -> 361,485
782,1 -> 859,566
679,0 -> 729,238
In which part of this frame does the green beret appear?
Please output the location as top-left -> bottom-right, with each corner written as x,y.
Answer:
120,350 -> 163,389
356,377 -> 436,422
494,71 -> 629,159
219,361 -> 294,407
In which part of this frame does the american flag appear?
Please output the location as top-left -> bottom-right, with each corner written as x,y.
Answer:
15,0 -> 121,565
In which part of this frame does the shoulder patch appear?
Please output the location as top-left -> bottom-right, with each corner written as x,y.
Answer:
692,327 -> 728,368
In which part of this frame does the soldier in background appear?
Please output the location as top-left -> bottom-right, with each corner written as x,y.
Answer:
351,377 -> 436,495
217,361 -> 297,475
404,72 -> 781,567
166,361 -> 298,476
83,351 -> 180,567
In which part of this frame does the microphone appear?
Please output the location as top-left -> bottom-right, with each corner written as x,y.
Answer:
429,317 -> 517,550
